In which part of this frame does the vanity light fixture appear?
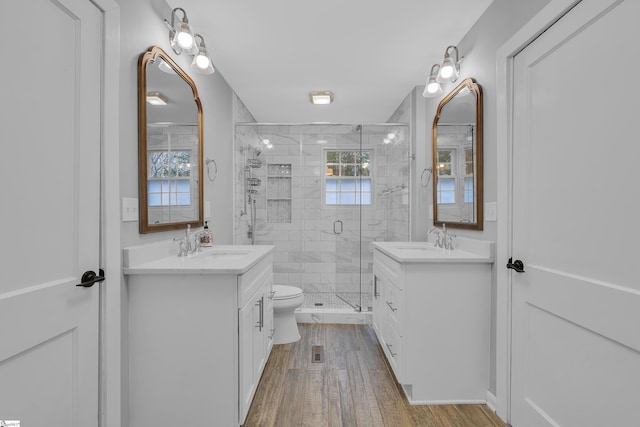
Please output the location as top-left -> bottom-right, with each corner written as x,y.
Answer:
165,8 -> 198,55
163,8 -> 216,75
146,92 -> 167,106
309,91 -> 334,105
437,45 -> 463,83
191,34 -> 215,74
423,64 -> 443,98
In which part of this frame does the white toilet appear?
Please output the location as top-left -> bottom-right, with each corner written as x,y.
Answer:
272,285 -> 304,344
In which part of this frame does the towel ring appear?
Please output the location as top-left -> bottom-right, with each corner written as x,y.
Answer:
421,167 -> 433,188
206,158 -> 217,182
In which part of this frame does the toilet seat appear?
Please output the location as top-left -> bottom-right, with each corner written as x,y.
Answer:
273,285 -> 303,300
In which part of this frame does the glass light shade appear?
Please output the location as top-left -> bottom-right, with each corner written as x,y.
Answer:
422,71 -> 442,98
423,63 -> 443,98
191,47 -> 214,74
423,78 -> 442,98
175,22 -> 194,49
171,22 -> 198,55
437,56 -> 460,83
195,53 -> 210,69
440,59 -> 454,78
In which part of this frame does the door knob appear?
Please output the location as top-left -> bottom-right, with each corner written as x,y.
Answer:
76,269 -> 105,287
506,258 -> 525,273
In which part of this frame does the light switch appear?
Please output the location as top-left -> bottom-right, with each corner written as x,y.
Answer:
205,201 -> 211,219
485,202 -> 497,222
122,197 -> 138,222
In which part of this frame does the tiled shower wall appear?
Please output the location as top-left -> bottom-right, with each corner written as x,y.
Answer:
234,124 -> 409,309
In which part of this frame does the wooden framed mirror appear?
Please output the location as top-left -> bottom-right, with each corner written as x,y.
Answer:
432,77 -> 483,230
138,46 -> 204,233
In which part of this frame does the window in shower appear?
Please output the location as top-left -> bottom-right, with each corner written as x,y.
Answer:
324,150 -> 372,206
147,150 -> 192,206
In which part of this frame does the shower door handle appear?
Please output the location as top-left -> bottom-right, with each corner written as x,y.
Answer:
333,220 -> 343,235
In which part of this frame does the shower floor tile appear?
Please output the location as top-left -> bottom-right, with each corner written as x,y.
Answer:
301,292 -> 372,311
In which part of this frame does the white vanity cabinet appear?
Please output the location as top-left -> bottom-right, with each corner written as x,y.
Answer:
123,244 -> 274,427
238,258 -> 274,422
371,240 -> 494,404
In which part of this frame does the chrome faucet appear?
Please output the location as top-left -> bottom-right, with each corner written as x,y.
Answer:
176,224 -> 202,257
428,223 -> 455,250
176,238 -> 188,257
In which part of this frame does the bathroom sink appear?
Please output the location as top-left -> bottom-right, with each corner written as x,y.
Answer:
371,238 -> 494,263
392,244 -> 440,251
122,242 -> 274,275
197,250 -> 252,260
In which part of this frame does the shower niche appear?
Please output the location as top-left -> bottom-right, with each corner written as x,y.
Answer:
234,124 -> 410,316
267,164 -> 292,223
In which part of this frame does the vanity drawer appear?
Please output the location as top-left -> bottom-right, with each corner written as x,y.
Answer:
384,323 -> 404,382
374,250 -> 403,290
386,283 -> 404,336
238,255 -> 273,306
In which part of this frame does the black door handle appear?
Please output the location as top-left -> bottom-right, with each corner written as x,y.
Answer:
506,258 -> 525,273
76,269 -> 105,287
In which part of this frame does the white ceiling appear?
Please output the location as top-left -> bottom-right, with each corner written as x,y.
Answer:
175,0 -> 493,123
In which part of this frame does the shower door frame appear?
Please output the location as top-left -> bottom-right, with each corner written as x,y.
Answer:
321,125 -> 367,312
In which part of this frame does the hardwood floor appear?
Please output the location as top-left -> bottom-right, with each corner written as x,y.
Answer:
243,323 -> 505,427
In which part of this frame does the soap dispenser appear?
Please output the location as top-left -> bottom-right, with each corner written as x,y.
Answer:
200,221 -> 213,247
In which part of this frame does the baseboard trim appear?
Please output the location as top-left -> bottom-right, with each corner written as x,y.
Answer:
486,390 -> 497,412
406,399 -> 487,406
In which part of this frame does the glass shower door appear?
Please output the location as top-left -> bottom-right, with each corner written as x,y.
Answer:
325,125 -> 366,311
339,124 -> 410,311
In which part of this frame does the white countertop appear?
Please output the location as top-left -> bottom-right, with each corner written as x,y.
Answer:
123,242 -> 275,275
371,239 -> 494,263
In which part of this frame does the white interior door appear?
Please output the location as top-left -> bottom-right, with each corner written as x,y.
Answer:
511,0 -> 640,425
0,0 -> 102,425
